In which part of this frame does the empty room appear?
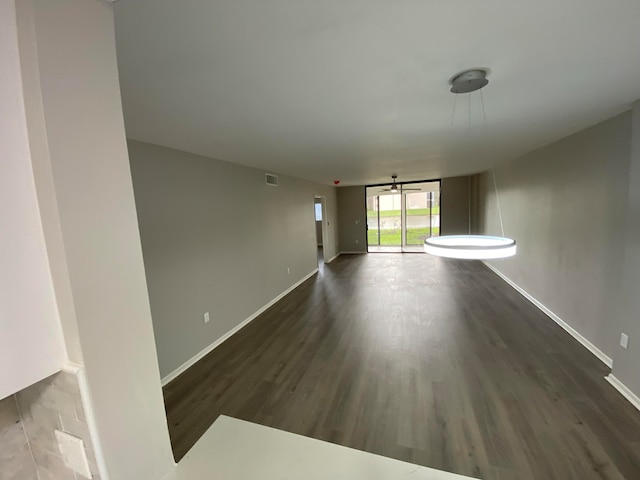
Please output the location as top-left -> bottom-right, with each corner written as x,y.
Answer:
3,1 -> 640,479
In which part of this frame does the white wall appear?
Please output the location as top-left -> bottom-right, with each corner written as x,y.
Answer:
21,0 -> 175,478
475,112 -> 632,365
128,140 -> 339,378
15,0 -> 84,364
0,0 -> 65,400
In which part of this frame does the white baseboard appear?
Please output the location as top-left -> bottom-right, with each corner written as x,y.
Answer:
339,251 -> 367,255
483,262 -> 613,368
326,253 -> 340,263
62,362 -> 83,375
161,268 -> 319,386
605,375 -> 640,412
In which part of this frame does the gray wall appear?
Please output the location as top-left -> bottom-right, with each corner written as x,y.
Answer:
475,112 -> 632,367
441,176 -> 471,235
316,220 -> 323,245
128,140 -> 339,378
337,186 -> 368,253
613,101 -> 640,395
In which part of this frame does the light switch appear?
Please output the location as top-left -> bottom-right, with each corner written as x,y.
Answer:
620,333 -> 629,349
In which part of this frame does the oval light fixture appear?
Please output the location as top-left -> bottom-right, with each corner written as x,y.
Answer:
424,235 -> 516,259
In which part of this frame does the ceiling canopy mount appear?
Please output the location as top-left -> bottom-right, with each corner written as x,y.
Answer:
450,69 -> 489,94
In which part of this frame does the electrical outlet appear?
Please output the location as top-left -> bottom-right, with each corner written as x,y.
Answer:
204,312 -> 210,324
55,430 -> 92,478
355,239 -> 359,244
287,267 -> 290,274
620,333 -> 629,349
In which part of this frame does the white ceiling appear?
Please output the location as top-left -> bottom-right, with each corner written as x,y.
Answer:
114,0 -> 640,186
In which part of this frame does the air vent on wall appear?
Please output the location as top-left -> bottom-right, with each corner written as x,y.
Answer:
265,173 -> 279,186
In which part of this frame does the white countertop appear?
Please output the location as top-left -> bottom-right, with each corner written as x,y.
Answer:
165,415 -> 479,480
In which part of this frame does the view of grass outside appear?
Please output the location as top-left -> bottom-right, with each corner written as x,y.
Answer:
366,189 -> 440,248
368,227 -> 440,245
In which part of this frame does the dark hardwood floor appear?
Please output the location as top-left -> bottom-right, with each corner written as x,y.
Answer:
163,253 -> 640,479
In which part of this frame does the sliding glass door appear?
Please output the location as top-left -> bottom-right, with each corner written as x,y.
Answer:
366,181 -> 440,253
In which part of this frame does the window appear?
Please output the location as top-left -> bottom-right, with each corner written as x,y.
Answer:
314,203 -> 323,221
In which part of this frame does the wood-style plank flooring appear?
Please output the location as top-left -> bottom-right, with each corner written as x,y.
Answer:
163,254 -> 640,479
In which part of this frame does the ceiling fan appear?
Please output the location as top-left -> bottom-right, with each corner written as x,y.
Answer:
381,175 -> 421,193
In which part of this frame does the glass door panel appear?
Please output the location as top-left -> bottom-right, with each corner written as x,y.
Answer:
366,195 -> 380,248
366,191 -> 401,252
403,190 -> 440,251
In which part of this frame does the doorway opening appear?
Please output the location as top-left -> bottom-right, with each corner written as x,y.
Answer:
314,196 -> 327,268
366,180 -> 440,253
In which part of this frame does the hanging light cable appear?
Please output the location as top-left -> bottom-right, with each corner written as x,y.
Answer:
424,69 -> 516,260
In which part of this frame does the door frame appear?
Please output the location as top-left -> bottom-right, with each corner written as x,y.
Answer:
314,195 -> 328,262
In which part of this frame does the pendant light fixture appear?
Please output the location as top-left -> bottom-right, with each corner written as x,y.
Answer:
424,69 -> 516,260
